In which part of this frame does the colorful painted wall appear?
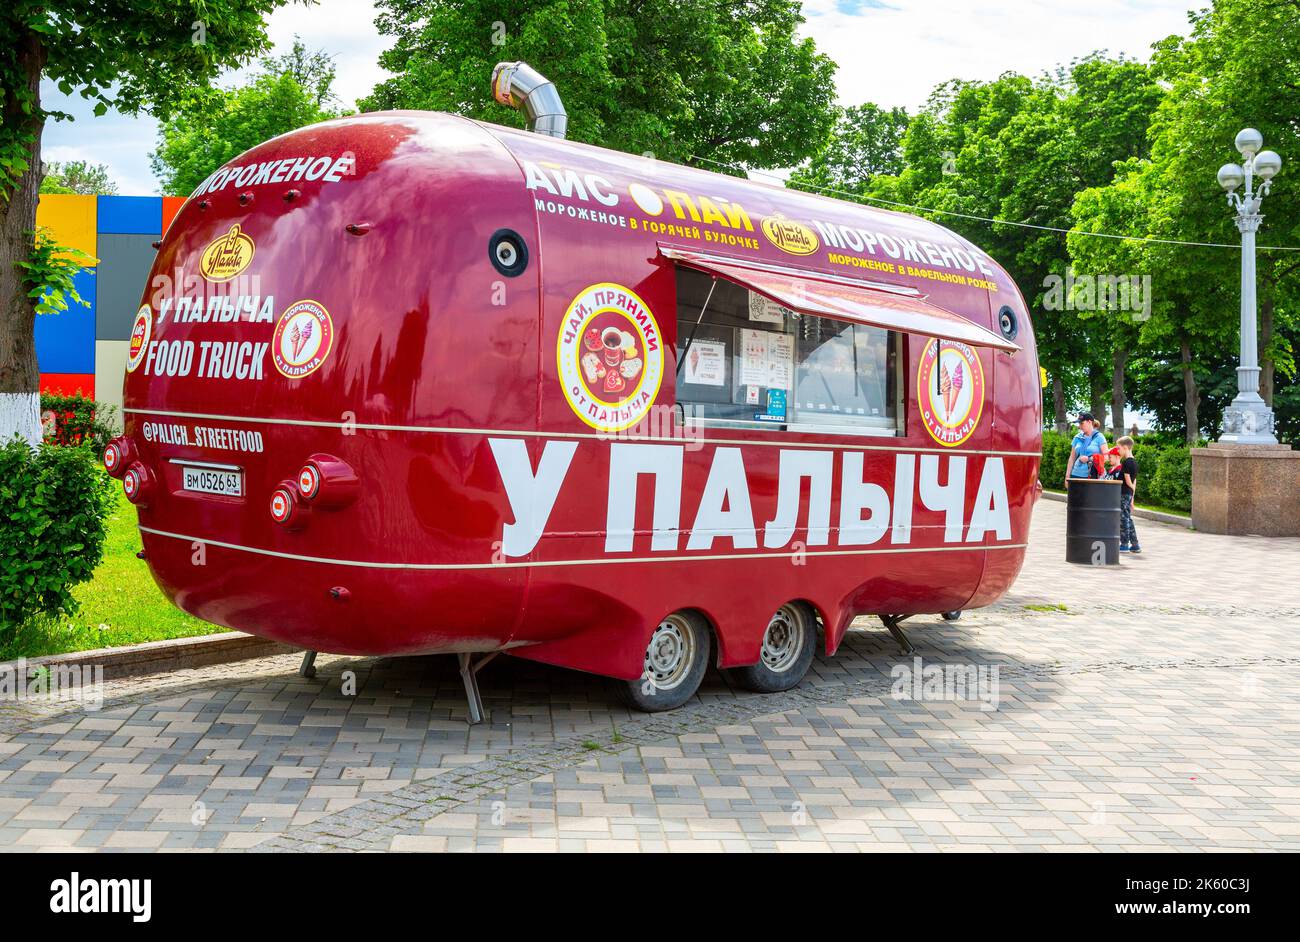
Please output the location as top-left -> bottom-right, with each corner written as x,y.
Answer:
36,194 -> 185,423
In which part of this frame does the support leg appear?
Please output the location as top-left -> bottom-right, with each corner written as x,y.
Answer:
458,652 -> 499,725
299,650 -> 317,679
880,615 -> 915,655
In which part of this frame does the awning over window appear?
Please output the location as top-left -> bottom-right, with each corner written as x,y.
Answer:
659,246 -> 1019,353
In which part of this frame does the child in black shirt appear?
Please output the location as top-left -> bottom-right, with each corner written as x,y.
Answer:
1114,436 -> 1140,553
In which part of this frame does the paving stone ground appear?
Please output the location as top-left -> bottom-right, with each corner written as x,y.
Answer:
0,500 -> 1297,852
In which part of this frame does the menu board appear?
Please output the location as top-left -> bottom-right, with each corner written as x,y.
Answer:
740,329 -> 793,390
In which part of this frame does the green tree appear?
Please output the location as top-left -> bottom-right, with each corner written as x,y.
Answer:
39,159 -> 118,195
1068,157 -> 1236,443
362,0 -> 838,172
151,40 -> 345,196
865,58 -> 1163,431
1141,0 -> 1300,429
1,1 -> 298,445
788,103 -> 909,194
262,36 -> 338,108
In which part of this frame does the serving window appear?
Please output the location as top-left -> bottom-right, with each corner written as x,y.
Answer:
675,267 -> 901,435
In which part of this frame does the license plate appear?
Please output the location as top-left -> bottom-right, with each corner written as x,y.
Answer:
181,466 -> 243,497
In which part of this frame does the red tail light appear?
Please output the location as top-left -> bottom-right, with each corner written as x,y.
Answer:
270,481 -> 310,530
295,454 -> 358,510
122,462 -> 153,505
103,437 -> 135,478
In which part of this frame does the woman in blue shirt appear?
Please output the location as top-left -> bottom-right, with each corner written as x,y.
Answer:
1066,412 -> 1108,483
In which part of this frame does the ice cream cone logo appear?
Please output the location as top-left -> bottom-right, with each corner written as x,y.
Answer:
557,283 -> 664,432
272,299 -> 335,379
917,339 -> 984,447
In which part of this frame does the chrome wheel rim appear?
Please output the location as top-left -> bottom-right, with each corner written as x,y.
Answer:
760,605 -> 804,673
643,615 -> 697,691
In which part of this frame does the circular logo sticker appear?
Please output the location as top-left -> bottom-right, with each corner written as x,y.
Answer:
761,214 -> 819,255
558,284 -> 664,432
199,224 -> 255,282
126,305 -> 152,373
272,300 -> 335,379
917,339 -> 985,447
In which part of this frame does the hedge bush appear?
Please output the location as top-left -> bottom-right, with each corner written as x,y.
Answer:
0,439 -> 116,638
1148,447 -> 1193,512
1038,428 -> 1192,512
40,391 -> 118,454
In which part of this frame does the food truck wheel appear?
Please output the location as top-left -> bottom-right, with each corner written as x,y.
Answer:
618,611 -> 711,712
941,610 -> 962,621
732,602 -> 817,694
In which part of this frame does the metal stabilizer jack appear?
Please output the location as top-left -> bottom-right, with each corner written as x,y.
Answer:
457,652 -> 500,725
299,650 -> 318,678
880,615 -> 915,655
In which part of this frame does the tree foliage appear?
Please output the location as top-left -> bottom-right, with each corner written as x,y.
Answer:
845,58 -> 1162,427
1,0 -> 298,443
39,160 -> 118,195
151,39 -> 346,196
361,0 -> 839,171
1066,0 -> 1300,440
788,103 -> 909,194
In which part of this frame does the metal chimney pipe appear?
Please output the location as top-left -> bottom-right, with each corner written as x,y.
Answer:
491,61 -> 568,139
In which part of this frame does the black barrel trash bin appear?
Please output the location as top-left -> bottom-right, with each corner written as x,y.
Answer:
1065,478 -> 1122,566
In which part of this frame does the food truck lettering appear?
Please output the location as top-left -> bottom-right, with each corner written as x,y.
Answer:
272,299 -> 335,378
490,439 -> 1011,558
126,305 -> 152,373
523,160 -> 757,245
558,283 -> 664,432
199,224 -> 255,282
158,294 -> 276,325
917,339 -> 986,447
194,154 -> 356,196
139,338 -> 269,380
523,160 -> 619,206
813,218 -> 999,281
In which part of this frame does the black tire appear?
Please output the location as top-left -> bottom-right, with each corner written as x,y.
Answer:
731,602 -> 817,694
616,611 -> 711,712
941,610 -> 962,621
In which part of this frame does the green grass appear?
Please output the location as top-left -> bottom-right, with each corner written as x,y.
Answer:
0,490 -> 224,661
1024,603 -> 1069,613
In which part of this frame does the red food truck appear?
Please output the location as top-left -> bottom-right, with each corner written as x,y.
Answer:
106,63 -> 1042,722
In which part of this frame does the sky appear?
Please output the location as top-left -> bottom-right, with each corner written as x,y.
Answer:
40,0 -> 1205,195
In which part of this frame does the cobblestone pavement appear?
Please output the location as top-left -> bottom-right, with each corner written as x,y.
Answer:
1,500 -> 1297,852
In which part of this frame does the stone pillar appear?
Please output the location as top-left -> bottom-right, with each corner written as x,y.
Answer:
1191,443 -> 1300,536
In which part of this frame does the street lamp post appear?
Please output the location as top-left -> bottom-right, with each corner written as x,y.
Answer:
1216,128 -> 1283,445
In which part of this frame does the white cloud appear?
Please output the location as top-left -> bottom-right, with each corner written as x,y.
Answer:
38,0 -> 1202,194
800,0 -> 1200,110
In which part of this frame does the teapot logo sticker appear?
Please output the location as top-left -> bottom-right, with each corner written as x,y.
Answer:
557,283 -> 663,432
199,224 -> 255,282
272,300 -> 335,378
